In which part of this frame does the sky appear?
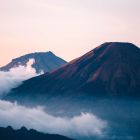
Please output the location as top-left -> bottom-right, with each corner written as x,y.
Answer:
0,0 -> 140,66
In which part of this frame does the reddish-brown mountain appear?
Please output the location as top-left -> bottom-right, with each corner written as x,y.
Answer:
5,42 -> 140,102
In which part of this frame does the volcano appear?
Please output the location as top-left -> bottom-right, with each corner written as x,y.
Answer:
0,51 -> 67,74
5,42 -> 140,102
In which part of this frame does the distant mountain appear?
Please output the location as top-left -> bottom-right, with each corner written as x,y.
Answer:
0,51 -> 67,74
0,126 -> 73,140
5,42 -> 140,103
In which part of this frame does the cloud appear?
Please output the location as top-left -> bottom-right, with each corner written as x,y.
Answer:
0,58 -> 107,138
0,99 -> 107,138
0,59 -> 41,97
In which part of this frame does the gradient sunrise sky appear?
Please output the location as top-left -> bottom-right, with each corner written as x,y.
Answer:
0,0 -> 140,66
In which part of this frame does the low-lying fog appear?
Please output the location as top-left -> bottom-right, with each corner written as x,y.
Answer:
0,64 -> 108,139
0,59 -> 42,97
0,99 -> 107,139
0,60 -> 140,140
0,98 -> 140,140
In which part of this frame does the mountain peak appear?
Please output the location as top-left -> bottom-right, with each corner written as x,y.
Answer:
0,51 -> 67,74
5,42 -> 140,103
94,42 -> 139,54
33,51 -> 55,55
97,42 -> 137,47
47,51 -> 55,55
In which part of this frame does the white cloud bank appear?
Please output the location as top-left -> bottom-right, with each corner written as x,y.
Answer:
0,59 -> 41,97
0,58 -> 108,138
0,99 -> 107,138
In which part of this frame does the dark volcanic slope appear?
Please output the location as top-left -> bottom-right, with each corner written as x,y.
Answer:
6,42 -> 140,101
0,51 -> 67,73
0,126 -> 73,140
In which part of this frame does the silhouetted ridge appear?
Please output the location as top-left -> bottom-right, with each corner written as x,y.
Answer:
0,126 -> 74,140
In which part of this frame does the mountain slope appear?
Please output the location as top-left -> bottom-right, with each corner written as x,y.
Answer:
0,51 -> 67,74
0,126 -> 74,140
5,42 -> 140,102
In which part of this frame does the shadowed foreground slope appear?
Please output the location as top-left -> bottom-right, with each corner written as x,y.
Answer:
0,126 -> 74,140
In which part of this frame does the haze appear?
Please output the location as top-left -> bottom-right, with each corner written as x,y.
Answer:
0,0 -> 140,66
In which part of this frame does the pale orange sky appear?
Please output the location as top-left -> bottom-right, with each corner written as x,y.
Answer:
0,0 -> 140,66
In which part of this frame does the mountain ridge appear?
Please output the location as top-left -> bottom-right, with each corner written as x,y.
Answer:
0,126 -> 74,140
0,51 -> 67,74
5,42 -> 140,103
